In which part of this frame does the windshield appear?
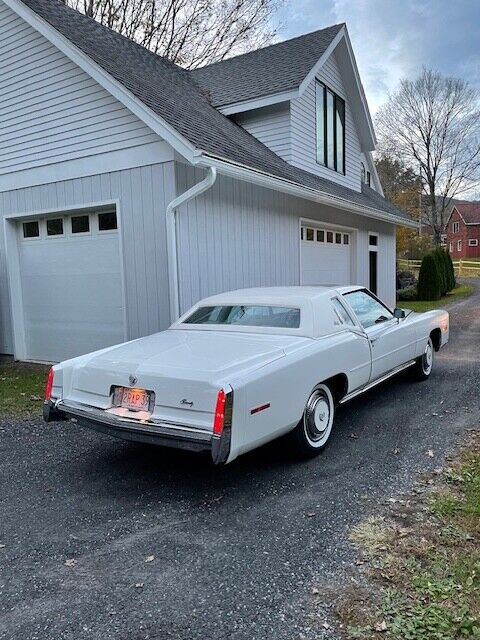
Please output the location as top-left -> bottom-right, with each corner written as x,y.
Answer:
183,305 -> 301,328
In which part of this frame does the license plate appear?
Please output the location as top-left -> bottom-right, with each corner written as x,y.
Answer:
119,387 -> 151,412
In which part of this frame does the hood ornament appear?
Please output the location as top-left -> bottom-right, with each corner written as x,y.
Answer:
129,374 -> 138,386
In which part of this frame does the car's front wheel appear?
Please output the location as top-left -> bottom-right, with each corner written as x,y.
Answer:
291,383 -> 335,458
412,336 -> 434,381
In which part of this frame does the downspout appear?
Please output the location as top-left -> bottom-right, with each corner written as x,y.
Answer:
166,167 -> 217,322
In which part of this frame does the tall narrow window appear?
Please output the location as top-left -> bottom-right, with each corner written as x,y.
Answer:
316,81 -> 346,174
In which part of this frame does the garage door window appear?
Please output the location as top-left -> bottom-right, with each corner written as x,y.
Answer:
98,211 -> 117,232
22,221 -> 40,239
46,218 -> 64,236
71,215 -> 90,234
326,231 -> 333,243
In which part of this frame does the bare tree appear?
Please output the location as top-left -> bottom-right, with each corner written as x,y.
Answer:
376,68 -> 480,246
63,0 -> 282,68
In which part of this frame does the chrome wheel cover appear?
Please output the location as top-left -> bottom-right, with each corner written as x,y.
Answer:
303,387 -> 333,447
422,340 -> 433,375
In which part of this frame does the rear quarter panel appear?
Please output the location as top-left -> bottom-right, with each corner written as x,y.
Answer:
227,330 -> 371,461
408,309 -> 450,357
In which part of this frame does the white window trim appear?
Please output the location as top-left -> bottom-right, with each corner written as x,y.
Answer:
468,238 -> 478,247
368,231 -> 379,252
449,242 -> 453,252
453,221 -> 460,233
45,216 -> 65,239
20,219 -> 42,241
69,214 -> 92,237
457,240 -> 462,251
96,210 -> 118,234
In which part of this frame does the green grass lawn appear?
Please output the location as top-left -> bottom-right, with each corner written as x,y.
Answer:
336,433 -> 480,639
0,361 -> 49,417
399,283 -> 474,313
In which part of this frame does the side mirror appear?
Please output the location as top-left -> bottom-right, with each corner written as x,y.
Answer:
393,308 -> 406,319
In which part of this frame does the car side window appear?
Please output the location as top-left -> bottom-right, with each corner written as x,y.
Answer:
343,290 -> 393,329
332,298 -> 355,326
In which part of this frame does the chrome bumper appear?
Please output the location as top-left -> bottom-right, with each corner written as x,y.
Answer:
43,399 -> 231,464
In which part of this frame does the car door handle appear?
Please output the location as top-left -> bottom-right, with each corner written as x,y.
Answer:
370,336 -> 378,344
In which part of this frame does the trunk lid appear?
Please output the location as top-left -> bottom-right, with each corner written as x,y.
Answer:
65,330 -> 302,430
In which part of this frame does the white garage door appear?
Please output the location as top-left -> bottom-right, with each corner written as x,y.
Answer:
18,210 -> 125,362
301,224 -> 352,286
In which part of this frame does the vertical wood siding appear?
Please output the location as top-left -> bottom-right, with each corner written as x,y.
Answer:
290,51 -> 362,192
0,1 -> 159,175
175,163 -> 396,313
175,164 -> 300,313
234,104 -> 291,162
0,163 -> 175,354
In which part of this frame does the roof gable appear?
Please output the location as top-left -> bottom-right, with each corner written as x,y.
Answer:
191,25 -> 375,149
6,0 -> 409,225
452,203 -> 480,225
190,24 -> 343,108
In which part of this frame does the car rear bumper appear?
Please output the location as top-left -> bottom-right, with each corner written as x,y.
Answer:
43,399 -> 231,464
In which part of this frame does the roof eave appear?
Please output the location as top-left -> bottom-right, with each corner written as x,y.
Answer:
195,153 -> 417,228
219,89 -> 299,115
7,0 -> 198,164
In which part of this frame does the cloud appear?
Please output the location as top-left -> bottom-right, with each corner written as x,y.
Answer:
277,0 -> 480,112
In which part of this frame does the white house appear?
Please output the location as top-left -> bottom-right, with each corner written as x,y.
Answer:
0,0 -> 415,363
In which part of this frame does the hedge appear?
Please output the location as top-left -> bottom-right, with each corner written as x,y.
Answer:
417,252 -> 442,300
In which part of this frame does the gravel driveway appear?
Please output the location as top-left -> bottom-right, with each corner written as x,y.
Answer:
1,281 -> 479,640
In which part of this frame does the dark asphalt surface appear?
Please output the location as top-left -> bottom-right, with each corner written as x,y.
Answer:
1,282 -> 479,640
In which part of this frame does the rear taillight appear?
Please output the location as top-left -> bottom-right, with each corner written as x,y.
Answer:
213,389 -> 226,436
45,368 -> 54,401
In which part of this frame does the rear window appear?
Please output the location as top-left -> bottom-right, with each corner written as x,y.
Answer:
183,305 -> 301,328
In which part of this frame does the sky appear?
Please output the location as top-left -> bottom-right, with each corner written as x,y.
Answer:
277,0 -> 480,113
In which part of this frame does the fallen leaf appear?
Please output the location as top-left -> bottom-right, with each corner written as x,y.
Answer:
349,433 -> 358,439
0,544 -> 5,549
30,395 -> 42,401
311,587 -> 319,594
322,622 -> 330,630
375,620 -> 387,632
65,558 -> 77,568
393,448 -> 400,455
135,583 -> 144,588
427,450 -> 434,458
145,555 -> 155,563
306,512 -> 316,518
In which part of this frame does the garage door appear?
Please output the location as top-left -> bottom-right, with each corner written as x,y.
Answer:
18,210 -> 125,362
300,224 -> 352,286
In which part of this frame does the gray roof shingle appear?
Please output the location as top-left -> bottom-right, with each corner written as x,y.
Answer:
18,0 -> 410,224
190,24 -> 344,107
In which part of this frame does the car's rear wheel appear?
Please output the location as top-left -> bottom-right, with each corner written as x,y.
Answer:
412,337 -> 434,381
291,383 -> 335,458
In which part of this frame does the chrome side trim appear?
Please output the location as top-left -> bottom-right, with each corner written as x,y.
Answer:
340,360 -> 416,404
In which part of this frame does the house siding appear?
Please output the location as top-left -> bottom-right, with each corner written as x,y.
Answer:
446,209 -> 480,258
0,0 -> 159,176
175,163 -> 396,313
234,104 -> 291,162
290,50 -> 362,192
0,163 -> 175,355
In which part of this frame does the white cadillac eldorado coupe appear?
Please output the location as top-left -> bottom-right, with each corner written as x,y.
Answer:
44,286 -> 449,465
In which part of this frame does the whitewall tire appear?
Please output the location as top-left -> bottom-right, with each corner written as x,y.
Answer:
291,383 -> 335,458
412,337 -> 434,381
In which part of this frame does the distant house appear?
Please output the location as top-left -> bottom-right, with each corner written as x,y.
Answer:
0,0 -> 413,362
446,204 -> 480,258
